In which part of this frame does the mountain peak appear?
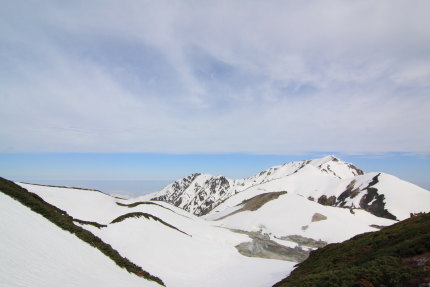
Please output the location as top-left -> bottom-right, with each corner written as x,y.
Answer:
320,154 -> 339,162
308,155 -> 340,167
151,156 -> 366,216
306,155 -> 363,179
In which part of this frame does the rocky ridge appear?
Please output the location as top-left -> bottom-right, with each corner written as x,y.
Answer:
152,155 -> 430,221
151,156 -> 370,215
151,155 -> 363,216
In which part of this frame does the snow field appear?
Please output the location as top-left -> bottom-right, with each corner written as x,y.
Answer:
0,192 -> 159,287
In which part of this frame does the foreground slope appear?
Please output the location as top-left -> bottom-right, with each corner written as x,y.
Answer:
0,182 -> 161,287
16,181 -> 296,287
273,212 -> 430,287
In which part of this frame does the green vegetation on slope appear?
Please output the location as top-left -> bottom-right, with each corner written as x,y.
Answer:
72,218 -> 107,229
273,213 -> 430,287
117,201 -> 176,213
116,201 -> 159,208
0,177 -> 164,286
116,200 -> 192,219
20,181 -> 126,199
111,212 -> 191,236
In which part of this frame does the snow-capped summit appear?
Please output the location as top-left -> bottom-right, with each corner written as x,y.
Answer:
151,156 -> 365,216
307,155 -> 364,179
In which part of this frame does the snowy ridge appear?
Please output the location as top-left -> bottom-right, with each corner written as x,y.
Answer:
151,156 -> 365,216
208,166 -> 430,221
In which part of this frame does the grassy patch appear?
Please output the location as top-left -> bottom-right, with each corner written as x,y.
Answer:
73,218 -> 107,229
117,201 -> 170,210
0,177 -> 164,286
111,212 -> 191,237
273,213 -> 430,287
116,200 -> 191,219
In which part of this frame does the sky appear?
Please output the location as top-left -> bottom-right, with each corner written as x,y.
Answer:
1,1 -> 429,193
0,153 -> 429,195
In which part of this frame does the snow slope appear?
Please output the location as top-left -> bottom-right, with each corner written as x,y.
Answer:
17,183 -> 144,224
148,155 -> 364,216
210,192 -> 395,244
152,156 -> 430,220
16,183 -> 295,287
86,216 -> 295,287
151,155 -> 363,216
0,192 -> 159,287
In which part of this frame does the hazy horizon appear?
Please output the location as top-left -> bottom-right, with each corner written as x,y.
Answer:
14,179 -> 173,198
2,153 -> 429,195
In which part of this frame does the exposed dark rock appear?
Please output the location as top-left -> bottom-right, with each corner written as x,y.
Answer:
317,195 -> 337,206
231,230 -> 310,262
311,213 -> 328,222
347,163 -> 364,175
152,157 -> 369,217
151,173 -> 201,207
292,160 -> 310,174
278,235 -> 327,249
314,174 -> 396,220
359,174 -> 397,220
337,180 -> 361,207
325,164 -> 340,178
236,240 -> 309,262
173,197 -> 182,207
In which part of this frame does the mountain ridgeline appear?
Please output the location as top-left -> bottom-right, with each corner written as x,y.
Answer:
151,156 -> 427,221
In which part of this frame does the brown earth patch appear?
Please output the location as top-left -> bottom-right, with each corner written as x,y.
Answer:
216,191 -> 287,220
311,213 -> 327,222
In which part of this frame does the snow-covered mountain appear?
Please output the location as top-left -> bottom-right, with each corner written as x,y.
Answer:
1,155 -> 429,287
151,155 -> 429,220
151,156 -> 361,216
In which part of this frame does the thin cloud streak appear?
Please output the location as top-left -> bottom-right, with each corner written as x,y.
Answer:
1,0 -> 429,153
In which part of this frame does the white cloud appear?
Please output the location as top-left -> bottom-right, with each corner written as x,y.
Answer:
1,0 -> 429,153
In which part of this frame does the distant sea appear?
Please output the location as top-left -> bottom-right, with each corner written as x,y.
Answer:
19,179 -> 173,198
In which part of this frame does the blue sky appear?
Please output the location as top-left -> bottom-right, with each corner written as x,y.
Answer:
1,153 -> 429,192
0,1 -> 429,192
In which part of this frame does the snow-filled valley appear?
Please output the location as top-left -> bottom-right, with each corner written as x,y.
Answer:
1,155 -> 430,287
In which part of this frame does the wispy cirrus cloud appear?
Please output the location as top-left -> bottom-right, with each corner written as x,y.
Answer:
1,0 -> 429,153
